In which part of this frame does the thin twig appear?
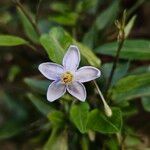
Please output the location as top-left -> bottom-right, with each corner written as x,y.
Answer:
105,33 -> 125,95
93,80 -> 112,117
12,0 -> 41,36
35,0 -> 43,23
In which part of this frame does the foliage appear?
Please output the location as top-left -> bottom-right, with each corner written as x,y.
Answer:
0,0 -> 149,149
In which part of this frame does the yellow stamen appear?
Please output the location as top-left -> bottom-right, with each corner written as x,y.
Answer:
61,71 -> 73,84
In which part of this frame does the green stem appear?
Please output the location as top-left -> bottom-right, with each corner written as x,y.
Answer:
105,35 -> 125,95
12,0 -> 41,36
93,80 -> 112,117
35,0 -> 43,23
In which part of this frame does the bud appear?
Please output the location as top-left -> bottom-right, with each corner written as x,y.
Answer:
104,103 -> 112,117
88,130 -> 95,142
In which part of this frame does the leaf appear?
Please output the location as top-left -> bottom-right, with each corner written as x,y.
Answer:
110,73 -> 150,103
7,65 -> 21,82
40,27 -> 72,64
24,78 -> 50,94
0,120 -> 23,140
87,108 -> 122,134
40,27 -> 101,67
44,129 -> 68,150
95,0 -> 119,30
70,103 -> 89,133
124,15 -> 136,38
76,0 -> 99,13
0,35 -> 28,46
0,92 -> 27,139
141,96 -> 150,112
27,93 -> 54,116
75,42 -> 101,67
82,26 -> 97,49
49,12 -> 78,26
101,62 -> 129,86
50,2 -> 70,13
47,110 -> 65,128
17,7 -> 39,43
95,40 -> 150,60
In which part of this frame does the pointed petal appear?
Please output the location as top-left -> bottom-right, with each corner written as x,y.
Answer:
67,82 -> 86,101
75,66 -> 101,83
39,62 -> 64,80
47,81 -> 66,102
63,45 -> 80,71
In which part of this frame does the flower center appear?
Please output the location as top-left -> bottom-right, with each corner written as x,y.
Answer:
61,71 -> 73,84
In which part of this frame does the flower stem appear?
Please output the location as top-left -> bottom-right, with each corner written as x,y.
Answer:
12,0 -> 41,36
93,80 -> 112,117
105,39 -> 125,95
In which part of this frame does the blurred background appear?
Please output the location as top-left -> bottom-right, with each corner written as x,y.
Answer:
0,0 -> 150,149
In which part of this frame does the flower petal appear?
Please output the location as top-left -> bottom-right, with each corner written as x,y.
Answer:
67,82 -> 86,101
47,81 -> 66,102
39,62 -> 64,80
63,45 -> 80,71
75,66 -> 101,83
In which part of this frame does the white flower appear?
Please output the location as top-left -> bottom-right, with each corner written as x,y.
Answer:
38,45 -> 101,102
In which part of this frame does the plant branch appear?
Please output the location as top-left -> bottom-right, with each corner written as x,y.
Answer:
12,0 -> 41,36
35,0 -> 43,23
105,37 -> 125,95
93,80 -> 112,117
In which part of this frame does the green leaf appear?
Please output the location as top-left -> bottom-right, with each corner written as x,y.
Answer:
124,15 -> 136,38
110,73 -> 150,103
44,129 -> 68,150
95,40 -> 150,60
24,78 -> 50,94
141,96 -> 150,112
82,26 -> 97,49
95,0 -> 119,30
47,110 -> 65,127
0,120 -> 23,140
50,2 -> 70,13
70,103 -> 90,133
49,12 -> 78,26
101,62 -> 129,86
0,92 -> 27,139
40,27 -> 72,64
7,65 -> 21,82
0,35 -> 28,46
87,108 -> 122,134
17,7 -> 39,43
75,42 -> 101,67
40,27 -> 101,67
27,93 -> 54,116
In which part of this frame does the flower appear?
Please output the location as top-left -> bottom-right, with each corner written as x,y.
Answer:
38,45 -> 101,102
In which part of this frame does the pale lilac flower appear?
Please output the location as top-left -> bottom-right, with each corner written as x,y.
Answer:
38,45 -> 101,102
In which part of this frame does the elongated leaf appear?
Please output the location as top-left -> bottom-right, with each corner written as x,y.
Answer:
24,78 -> 50,94
111,73 -> 150,103
101,62 -> 129,86
49,12 -> 78,26
87,108 -> 122,134
124,15 -> 136,38
27,93 -> 54,116
40,27 -> 101,67
70,103 -> 89,133
95,0 -> 119,30
17,8 -> 39,43
0,35 -> 28,46
50,2 -> 70,13
141,96 -> 150,112
44,129 -> 68,150
0,120 -> 23,140
95,40 -> 150,60
40,29 -> 70,64
47,110 -> 65,127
